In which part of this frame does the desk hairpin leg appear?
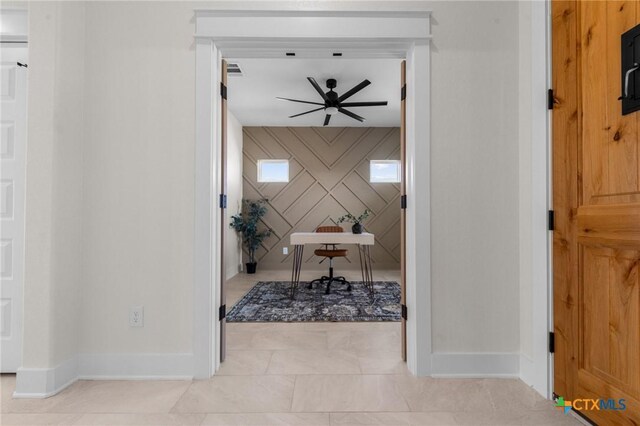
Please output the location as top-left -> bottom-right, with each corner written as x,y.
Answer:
358,244 -> 374,295
290,244 -> 304,298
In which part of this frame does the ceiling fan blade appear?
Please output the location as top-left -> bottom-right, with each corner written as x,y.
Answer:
339,101 -> 388,107
337,79 -> 371,102
338,108 -> 365,122
323,114 -> 331,126
289,107 -> 325,118
276,97 -> 324,106
307,77 -> 330,102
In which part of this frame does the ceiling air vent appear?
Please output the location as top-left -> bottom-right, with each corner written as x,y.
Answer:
227,63 -> 243,77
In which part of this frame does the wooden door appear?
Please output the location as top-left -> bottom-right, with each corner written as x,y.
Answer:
552,1 -> 640,424
220,60 -> 228,362
400,60 -> 407,361
0,45 -> 27,372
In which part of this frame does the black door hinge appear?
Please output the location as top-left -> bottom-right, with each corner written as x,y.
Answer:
401,84 -> 406,101
401,304 -> 407,320
548,89 -> 554,110
548,210 -> 555,231
219,194 -> 227,209
549,331 -> 555,353
220,82 -> 227,100
400,195 -> 407,209
219,304 -> 226,321
17,62 -> 28,68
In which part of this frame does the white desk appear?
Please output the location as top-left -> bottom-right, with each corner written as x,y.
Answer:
289,232 -> 375,297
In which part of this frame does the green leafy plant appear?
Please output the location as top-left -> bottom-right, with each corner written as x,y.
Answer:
336,209 -> 371,225
229,199 -> 272,264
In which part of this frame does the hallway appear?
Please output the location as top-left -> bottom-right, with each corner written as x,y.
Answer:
1,271 -> 578,425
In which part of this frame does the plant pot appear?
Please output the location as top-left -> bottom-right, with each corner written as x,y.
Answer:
352,223 -> 363,234
246,262 -> 257,274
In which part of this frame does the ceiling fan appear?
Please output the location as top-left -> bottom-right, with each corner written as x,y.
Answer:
277,78 -> 388,126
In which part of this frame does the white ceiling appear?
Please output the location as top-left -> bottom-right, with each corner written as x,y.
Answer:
226,58 -> 401,127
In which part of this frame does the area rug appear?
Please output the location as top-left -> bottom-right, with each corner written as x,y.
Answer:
226,281 -> 401,322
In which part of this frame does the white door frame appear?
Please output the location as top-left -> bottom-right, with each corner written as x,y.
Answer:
193,2 -> 432,378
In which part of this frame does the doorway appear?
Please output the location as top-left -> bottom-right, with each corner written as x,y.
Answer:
218,55 -> 408,372
193,6 -> 432,378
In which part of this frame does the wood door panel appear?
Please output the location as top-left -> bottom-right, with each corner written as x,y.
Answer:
606,1 -> 639,196
577,203 -> 640,248
580,0 -> 609,202
552,0 -> 580,401
577,369 -> 640,425
553,1 -> 640,423
581,246 -> 640,395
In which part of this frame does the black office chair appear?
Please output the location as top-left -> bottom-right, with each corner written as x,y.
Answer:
308,226 -> 351,294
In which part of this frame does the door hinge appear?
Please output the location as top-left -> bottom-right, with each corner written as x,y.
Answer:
401,304 -> 407,320
548,210 -> 555,231
220,82 -> 227,100
219,304 -> 226,321
219,194 -> 227,209
549,331 -> 555,353
400,84 -> 406,101
400,195 -> 407,209
547,89 -> 554,110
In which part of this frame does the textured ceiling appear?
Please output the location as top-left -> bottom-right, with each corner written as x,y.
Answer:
226,58 -> 401,127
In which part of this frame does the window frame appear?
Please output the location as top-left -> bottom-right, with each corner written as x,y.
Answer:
257,159 -> 290,183
369,159 -> 401,183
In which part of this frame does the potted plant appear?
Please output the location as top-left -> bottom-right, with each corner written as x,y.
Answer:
230,199 -> 272,274
336,209 -> 371,234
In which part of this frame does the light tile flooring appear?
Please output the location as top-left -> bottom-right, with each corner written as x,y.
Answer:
1,270 -> 580,425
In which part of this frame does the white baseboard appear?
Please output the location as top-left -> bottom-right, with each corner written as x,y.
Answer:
519,353 -> 548,398
14,357 -> 78,398
14,353 -> 194,398
77,353 -> 193,380
430,352 -> 520,378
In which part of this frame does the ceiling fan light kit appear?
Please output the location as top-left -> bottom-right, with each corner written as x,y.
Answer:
277,77 -> 389,126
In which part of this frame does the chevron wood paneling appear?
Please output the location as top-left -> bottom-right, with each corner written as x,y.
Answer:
241,127 -> 401,270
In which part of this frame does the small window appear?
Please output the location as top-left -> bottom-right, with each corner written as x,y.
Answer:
370,160 -> 401,183
257,159 -> 289,183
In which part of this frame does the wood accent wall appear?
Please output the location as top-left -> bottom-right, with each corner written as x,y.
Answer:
241,127 -> 401,270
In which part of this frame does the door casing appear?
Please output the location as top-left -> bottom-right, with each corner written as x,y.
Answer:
194,5 -> 432,378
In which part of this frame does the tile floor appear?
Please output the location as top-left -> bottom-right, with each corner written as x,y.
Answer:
1,270 -> 580,425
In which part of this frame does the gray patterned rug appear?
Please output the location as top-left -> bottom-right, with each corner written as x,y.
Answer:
226,281 -> 401,322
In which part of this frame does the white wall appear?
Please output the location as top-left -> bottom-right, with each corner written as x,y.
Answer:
429,1 -> 520,354
22,0 -> 85,368
226,110 -> 243,278
518,0 -> 534,362
17,1 -> 85,395
78,2 -> 196,355
20,0 -> 543,393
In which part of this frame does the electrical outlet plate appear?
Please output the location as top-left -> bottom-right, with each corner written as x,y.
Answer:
129,305 -> 144,327
283,247 -> 288,255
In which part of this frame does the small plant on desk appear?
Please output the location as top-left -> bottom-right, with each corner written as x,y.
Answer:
336,209 -> 371,234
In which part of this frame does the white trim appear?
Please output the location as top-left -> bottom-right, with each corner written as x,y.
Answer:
14,353 -> 194,397
14,357 -> 78,399
518,0 -> 551,398
77,353 -> 193,380
194,39 -> 218,379
405,41 -> 431,376
431,353 -> 520,378
0,9 -> 28,43
194,5 -> 432,378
